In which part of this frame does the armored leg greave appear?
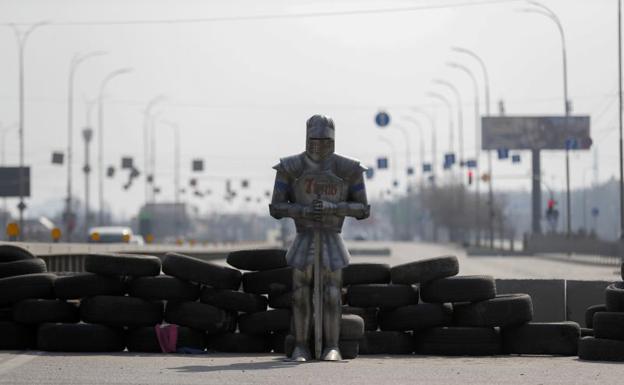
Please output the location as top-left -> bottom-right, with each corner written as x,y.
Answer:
292,266 -> 313,347
322,268 -> 342,349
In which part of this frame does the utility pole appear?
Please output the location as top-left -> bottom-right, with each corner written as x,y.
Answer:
9,21 -> 47,240
619,0 -> 624,240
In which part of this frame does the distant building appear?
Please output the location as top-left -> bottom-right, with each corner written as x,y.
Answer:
137,202 -> 190,241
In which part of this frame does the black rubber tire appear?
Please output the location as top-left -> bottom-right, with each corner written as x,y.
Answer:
416,327 -> 502,356
126,326 -> 205,353
200,287 -> 268,313
238,309 -> 292,334
241,267 -> 293,294
346,284 -> 418,308
343,263 -> 391,286
390,256 -> 459,285
0,244 -> 35,263
421,275 -> 497,303
0,308 -> 11,321
163,252 -> 241,290
54,273 -> 125,300
453,294 -> 533,328
128,275 -> 199,301
37,323 -> 125,352
343,306 -> 378,331
85,253 -> 161,277
581,328 -> 594,337
12,299 -> 79,324
339,340 -> 359,359
379,303 -> 452,331
593,312 -> 624,340
270,332 -> 288,354
359,331 -> 414,354
0,273 -> 56,307
226,249 -> 287,271
578,336 -> 624,361
80,295 -> 163,327
0,321 -> 36,349
268,290 -> 291,309
341,314 -> 365,340
605,282 -> 624,312
208,333 -> 271,353
501,321 -> 580,355
165,301 -> 232,333
585,304 -> 607,329
0,258 -> 47,279
283,335 -> 359,359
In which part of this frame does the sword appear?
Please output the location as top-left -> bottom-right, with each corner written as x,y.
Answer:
313,197 -> 323,360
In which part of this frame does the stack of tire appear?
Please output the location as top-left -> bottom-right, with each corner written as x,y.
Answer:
0,245 -> 56,350
578,262 -> 624,361
345,256 -> 580,356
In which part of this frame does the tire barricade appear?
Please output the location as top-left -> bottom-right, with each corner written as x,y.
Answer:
579,267 -> 624,361
2,245 -> 613,361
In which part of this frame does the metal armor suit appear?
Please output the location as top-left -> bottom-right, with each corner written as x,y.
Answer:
269,115 -> 370,361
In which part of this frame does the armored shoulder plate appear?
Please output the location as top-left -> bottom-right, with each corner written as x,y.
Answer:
332,154 -> 366,180
272,153 -> 306,179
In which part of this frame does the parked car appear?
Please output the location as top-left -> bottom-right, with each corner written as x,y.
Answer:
87,226 -> 143,244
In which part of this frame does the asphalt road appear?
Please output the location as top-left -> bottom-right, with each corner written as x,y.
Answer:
347,241 -> 620,281
1,351 -> 623,385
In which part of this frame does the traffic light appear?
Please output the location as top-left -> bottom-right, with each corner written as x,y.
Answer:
547,199 -> 556,210
468,170 -> 473,185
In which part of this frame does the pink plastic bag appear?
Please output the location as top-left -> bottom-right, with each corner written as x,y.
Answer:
154,324 -> 178,353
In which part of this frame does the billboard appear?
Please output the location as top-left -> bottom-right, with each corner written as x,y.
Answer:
482,116 -> 591,150
0,167 -> 31,197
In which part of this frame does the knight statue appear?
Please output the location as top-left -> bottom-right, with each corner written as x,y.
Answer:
269,114 -> 370,361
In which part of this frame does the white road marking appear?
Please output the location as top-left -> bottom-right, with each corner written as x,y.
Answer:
0,353 -> 40,376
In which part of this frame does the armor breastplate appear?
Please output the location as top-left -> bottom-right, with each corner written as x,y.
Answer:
292,170 -> 348,233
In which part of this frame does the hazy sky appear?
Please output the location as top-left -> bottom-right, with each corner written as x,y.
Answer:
0,0 -> 618,220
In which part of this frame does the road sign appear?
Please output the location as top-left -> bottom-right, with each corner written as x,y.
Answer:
51,227 -> 62,242
377,157 -> 388,169
52,152 -> 64,165
466,159 -> 477,168
365,167 -> 374,179
192,159 -> 204,172
497,149 -> 509,160
375,111 -> 390,127
444,153 -> 455,167
121,157 -> 133,169
0,167 -> 30,197
6,222 -> 19,238
565,137 -> 579,150
482,116 -> 591,150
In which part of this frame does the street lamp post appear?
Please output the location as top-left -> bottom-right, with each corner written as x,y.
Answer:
426,92 -> 455,166
161,120 -> 181,238
66,51 -> 106,242
0,123 -> 16,237
411,107 -> 438,183
143,96 -> 166,205
400,116 -> 426,183
448,61 -> 482,245
434,79 -> 465,171
9,21 -> 47,240
97,68 -> 133,225
522,1 -> 571,236
82,128 -> 93,237
452,46 -> 495,248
